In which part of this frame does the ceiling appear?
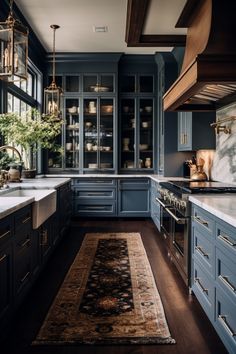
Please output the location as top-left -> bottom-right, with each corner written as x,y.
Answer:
14,0 -> 187,54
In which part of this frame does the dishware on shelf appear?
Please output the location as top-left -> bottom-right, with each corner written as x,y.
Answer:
85,121 -> 92,128
139,144 -> 148,150
100,163 -> 111,168
88,101 -> 96,114
123,137 -> 130,151
101,105 -> 113,113
92,145 -> 98,151
145,157 -> 152,168
86,143 -> 93,151
68,106 -> 77,114
142,121 -> 149,128
145,106 -> 152,113
66,142 -> 72,151
88,163 -> 98,168
103,146 -> 111,151
123,106 -> 129,113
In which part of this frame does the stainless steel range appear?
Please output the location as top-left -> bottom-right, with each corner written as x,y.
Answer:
156,180 -> 236,286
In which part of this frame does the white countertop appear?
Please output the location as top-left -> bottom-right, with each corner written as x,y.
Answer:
189,195 -> 236,228
0,196 -> 34,220
0,177 -> 70,220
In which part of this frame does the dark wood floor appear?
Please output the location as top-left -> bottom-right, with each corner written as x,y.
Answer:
1,218 -> 228,354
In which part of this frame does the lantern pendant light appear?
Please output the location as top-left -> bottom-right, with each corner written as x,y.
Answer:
0,0 -> 29,82
44,24 -> 62,118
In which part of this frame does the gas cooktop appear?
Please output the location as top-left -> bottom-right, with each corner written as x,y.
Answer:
161,180 -> 236,194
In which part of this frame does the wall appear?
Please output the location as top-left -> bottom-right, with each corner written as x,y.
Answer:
211,103 -> 236,183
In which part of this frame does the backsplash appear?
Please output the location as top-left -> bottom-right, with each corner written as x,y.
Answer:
211,103 -> 236,183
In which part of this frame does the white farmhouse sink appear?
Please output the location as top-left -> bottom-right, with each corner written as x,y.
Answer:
2,189 -> 57,229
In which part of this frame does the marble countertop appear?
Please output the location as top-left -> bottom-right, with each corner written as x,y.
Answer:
0,177 -> 71,220
44,174 -> 188,183
0,196 -> 34,220
189,195 -> 236,228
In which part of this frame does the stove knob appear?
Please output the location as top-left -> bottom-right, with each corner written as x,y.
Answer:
180,200 -> 187,211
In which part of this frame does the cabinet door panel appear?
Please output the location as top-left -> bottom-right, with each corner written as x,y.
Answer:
0,243 -> 12,322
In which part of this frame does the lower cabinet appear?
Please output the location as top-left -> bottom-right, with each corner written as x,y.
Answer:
118,178 -> 150,217
150,179 -> 161,231
0,181 -> 72,340
191,204 -> 236,354
72,178 -> 117,217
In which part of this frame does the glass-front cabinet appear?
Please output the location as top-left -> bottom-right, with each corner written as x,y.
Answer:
83,98 -> 115,171
120,74 -> 154,172
47,72 -> 116,173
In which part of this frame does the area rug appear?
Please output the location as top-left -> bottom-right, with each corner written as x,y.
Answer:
33,232 -> 175,345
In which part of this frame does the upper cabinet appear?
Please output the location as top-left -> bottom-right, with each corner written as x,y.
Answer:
178,112 -> 216,151
118,58 -> 156,173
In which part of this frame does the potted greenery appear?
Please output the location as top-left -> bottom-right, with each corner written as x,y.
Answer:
0,109 -> 62,178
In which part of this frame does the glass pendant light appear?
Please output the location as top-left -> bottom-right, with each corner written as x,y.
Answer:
44,24 -> 62,117
0,0 -> 29,82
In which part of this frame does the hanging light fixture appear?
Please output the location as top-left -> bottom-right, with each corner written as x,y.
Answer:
44,24 -> 62,118
0,0 -> 28,82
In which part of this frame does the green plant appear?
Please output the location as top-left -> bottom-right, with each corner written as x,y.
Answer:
0,151 -> 18,170
0,109 -> 63,169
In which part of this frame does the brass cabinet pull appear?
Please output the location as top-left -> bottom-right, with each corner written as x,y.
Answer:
0,254 -> 7,263
195,246 -> 209,258
218,315 -> 236,337
0,229 -> 11,239
22,216 -> 31,224
86,192 -> 107,196
21,238 -> 30,248
83,206 -> 107,210
20,271 -> 30,283
195,277 -> 208,295
218,234 -> 236,247
218,275 -> 236,293
194,216 -> 209,227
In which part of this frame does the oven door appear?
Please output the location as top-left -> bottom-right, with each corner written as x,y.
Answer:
165,206 -> 189,279
156,197 -> 172,247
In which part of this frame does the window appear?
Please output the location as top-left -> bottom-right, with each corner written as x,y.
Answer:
7,59 -> 43,171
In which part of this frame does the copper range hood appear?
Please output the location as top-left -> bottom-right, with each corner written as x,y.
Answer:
163,0 -> 236,112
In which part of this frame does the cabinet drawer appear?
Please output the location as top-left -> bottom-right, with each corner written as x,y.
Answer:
14,251 -> 31,297
118,178 -> 150,190
14,206 -> 32,232
216,221 -> 236,259
215,287 -> 236,354
192,205 -> 214,239
0,216 -> 12,247
73,189 -> 116,200
192,261 -> 214,321
216,247 -> 236,304
14,231 -> 31,256
72,178 -> 116,188
193,227 -> 214,278
74,201 -> 116,216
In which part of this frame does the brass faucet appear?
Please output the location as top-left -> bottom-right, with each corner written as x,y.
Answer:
0,145 -> 23,187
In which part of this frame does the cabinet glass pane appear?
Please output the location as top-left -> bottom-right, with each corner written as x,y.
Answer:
100,98 -> 114,169
65,99 -> 80,168
83,99 -> 98,169
83,75 -> 98,92
48,135 -> 62,169
65,76 -> 79,92
100,75 -> 114,92
139,99 -> 153,169
120,75 -> 135,93
121,99 -> 135,169
139,76 -> 153,92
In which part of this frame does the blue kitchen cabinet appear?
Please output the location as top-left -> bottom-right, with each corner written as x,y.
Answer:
118,178 -> 150,217
72,178 -> 117,217
150,179 -> 161,231
191,203 -> 236,354
178,111 -> 216,151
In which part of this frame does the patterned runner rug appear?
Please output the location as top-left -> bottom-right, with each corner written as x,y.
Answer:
33,232 -> 175,345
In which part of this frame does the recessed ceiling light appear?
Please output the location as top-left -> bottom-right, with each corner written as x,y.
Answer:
93,26 -> 108,33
